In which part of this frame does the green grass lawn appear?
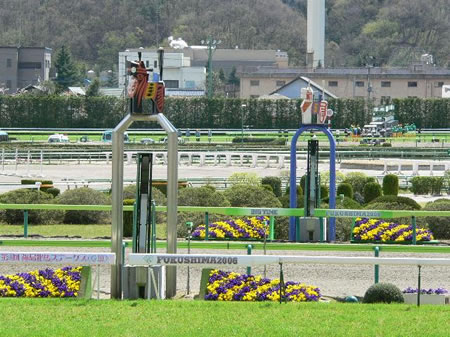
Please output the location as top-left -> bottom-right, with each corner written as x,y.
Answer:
0,299 -> 448,337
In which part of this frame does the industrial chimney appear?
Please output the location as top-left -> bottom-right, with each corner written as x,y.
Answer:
306,0 -> 325,68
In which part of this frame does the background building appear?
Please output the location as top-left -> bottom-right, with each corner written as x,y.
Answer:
118,49 -> 206,90
239,62 -> 450,101
0,46 -> 52,94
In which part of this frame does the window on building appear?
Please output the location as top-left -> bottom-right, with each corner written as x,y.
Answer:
250,95 -> 259,98
6,58 -> 12,68
355,81 -> 364,87
250,80 -> 260,87
154,60 -> 158,68
276,80 -> 285,87
381,81 -> 391,87
6,80 -> 12,89
164,80 -> 179,88
18,62 -> 42,69
434,81 -> 444,88
185,80 -> 195,89
146,60 -> 149,68
381,96 -> 391,101
328,81 -> 338,87
408,81 -> 418,87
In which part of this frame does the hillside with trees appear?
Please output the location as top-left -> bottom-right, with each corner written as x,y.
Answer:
0,0 -> 448,73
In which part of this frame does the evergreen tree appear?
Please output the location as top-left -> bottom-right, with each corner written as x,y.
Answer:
227,66 -> 240,86
54,46 -> 78,91
85,78 -> 101,96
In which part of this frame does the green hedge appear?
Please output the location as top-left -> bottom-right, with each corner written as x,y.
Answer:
0,95 -> 448,129
410,176 -> 445,195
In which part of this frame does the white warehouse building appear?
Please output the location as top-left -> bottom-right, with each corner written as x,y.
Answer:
118,49 -> 206,92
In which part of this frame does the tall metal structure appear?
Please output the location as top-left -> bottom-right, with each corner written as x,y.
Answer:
111,48 -> 178,299
306,0 -> 325,68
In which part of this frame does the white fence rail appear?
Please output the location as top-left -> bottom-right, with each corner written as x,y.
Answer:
128,253 -> 450,268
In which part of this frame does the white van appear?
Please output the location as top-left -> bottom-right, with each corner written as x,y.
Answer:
48,134 -> 69,143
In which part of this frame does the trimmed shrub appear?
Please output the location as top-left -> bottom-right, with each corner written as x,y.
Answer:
383,174 -> 399,196
45,187 -> 60,197
56,187 -> 110,224
337,183 -> 353,199
363,283 -> 404,304
224,185 -> 282,208
335,197 -> 363,242
261,176 -> 282,197
300,175 -> 307,192
421,199 -> 450,239
262,184 -> 274,193
343,172 -> 375,195
363,182 -> 382,204
367,195 -> 421,210
178,186 -> 231,237
228,172 -> 261,186
320,185 -> 329,200
430,177 -> 445,195
284,185 -> 303,197
123,199 -> 135,237
365,195 -> 421,225
410,176 -> 431,195
0,189 -> 61,224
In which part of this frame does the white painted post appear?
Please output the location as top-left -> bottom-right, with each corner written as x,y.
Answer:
252,154 -> 257,168
412,163 -> 419,176
278,155 -> 285,169
226,154 -> 231,167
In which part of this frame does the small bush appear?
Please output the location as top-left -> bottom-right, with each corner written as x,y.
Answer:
334,197 -> 363,241
320,185 -> 329,200
363,182 -> 382,204
261,176 -> 282,197
410,176 -> 431,195
178,186 -> 231,237
300,175 -> 307,192
228,172 -> 261,186
343,172 -> 374,195
224,185 -> 282,208
45,187 -> 60,197
284,185 -> 303,197
421,199 -> 450,239
123,199 -> 135,237
0,189 -> 61,224
56,187 -> 110,224
382,142 -> 392,147
367,195 -> 421,210
430,177 -> 445,195
383,174 -> 399,196
337,183 -> 353,199
363,283 -> 404,304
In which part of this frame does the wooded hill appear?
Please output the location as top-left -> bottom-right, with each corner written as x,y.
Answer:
0,0 -> 448,71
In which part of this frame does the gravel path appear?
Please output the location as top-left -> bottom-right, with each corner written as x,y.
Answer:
1,244 -> 449,299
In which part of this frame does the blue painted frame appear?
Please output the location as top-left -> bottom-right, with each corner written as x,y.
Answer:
289,125 -> 336,241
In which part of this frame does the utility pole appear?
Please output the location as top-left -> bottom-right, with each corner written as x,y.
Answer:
202,37 -> 221,99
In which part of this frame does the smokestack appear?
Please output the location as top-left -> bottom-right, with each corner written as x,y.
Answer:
307,0 -> 325,68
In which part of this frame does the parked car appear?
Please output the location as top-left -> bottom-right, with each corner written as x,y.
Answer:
48,134 -> 69,143
140,138 -> 155,144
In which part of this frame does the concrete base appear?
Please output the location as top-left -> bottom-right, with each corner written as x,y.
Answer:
299,217 -> 326,242
123,265 -> 166,299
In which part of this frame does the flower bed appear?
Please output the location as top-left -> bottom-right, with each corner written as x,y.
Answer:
0,266 -> 82,298
205,269 -> 321,302
403,287 -> 448,295
352,218 -> 434,242
403,287 -> 449,305
192,216 -> 269,240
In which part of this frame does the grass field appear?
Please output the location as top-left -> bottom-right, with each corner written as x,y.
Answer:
0,299 -> 448,337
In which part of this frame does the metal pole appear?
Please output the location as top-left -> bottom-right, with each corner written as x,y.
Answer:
1,148 -> 4,172
186,222 -> 193,295
205,212 -> 209,241
151,200 -> 156,253
263,220 -> 268,278
111,114 -> 133,299
246,244 -> 252,275
23,210 -> 28,238
417,265 -> 421,307
269,216 -> 275,241
207,39 -> 213,99
374,246 -> 380,284
412,216 -> 417,245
